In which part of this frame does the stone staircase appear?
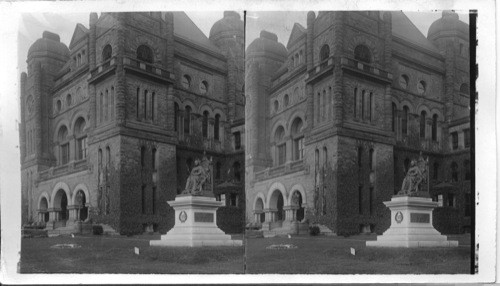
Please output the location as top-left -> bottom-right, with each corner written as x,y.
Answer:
101,224 -> 120,236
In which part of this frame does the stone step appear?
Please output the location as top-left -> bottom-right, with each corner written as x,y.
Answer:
100,224 -> 120,236
316,224 -> 336,236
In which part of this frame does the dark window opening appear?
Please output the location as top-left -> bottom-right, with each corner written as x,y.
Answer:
320,44 -> 330,61
137,45 -> 153,63
102,44 -> 112,62
234,132 -> 241,150
354,45 -> 372,63
452,132 -> 458,150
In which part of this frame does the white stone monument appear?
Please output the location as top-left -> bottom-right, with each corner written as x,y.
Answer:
367,153 -> 458,248
366,196 -> 458,248
150,156 -> 242,247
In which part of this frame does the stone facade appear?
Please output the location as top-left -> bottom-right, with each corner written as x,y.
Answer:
245,11 -> 471,235
20,11 -> 245,234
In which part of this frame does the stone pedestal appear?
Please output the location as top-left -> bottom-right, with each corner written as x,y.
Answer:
150,195 -> 242,247
366,196 -> 458,248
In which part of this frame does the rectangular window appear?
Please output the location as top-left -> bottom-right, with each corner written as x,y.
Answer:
234,132 -> 241,150
358,185 -> 363,215
294,137 -> 304,161
77,137 -> 87,160
448,193 -> 455,207
451,132 -> 458,150
229,193 -> 237,207
277,144 -> 286,166
141,185 -> 146,214
61,143 -> 70,165
464,128 -> 470,148
152,187 -> 156,214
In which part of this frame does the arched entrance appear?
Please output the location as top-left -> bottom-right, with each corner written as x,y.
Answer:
75,190 -> 88,221
39,197 -> 49,222
54,189 -> 68,221
269,189 -> 285,221
291,190 -> 304,222
255,197 -> 265,223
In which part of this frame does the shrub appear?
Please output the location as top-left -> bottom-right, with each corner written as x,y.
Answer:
92,225 -> 103,235
309,225 -> 320,236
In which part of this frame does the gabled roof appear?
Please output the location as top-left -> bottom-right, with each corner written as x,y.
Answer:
69,23 -> 89,50
391,11 -> 440,54
172,12 -> 221,54
286,23 -> 306,50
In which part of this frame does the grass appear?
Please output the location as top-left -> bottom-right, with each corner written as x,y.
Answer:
20,233 -> 471,274
245,234 -> 472,274
20,234 -> 245,274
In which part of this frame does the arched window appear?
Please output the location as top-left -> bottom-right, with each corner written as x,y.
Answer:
420,111 -> 427,138
432,114 -> 438,141
392,103 -> 397,132
283,94 -> 289,107
184,106 -> 191,134
369,92 -> 373,121
202,111 -> 209,138
104,89 -> 108,121
320,44 -> 330,61
174,103 -> 179,132
182,75 -> 191,89
361,90 -> 366,120
200,80 -> 209,94
323,146 -> 328,167
354,45 -> 372,63
274,100 -> 279,112
460,83 -> 470,95
143,90 -> 148,120
291,118 -> 304,161
66,94 -> 72,107
417,80 -> 426,95
74,117 -> 87,160
315,149 -> 320,170
98,148 -> 102,167
354,88 -> 358,118
399,75 -> 409,89
214,114 -> 220,140
233,161 -> 241,181
464,160 -> 471,181
451,162 -> 458,182
136,87 -> 140,119
58,126 -> 69,165
151,92 -> 155,121
275,126 -> 286,165
102,44 -> 112,62
322,90 -> 326,120
402,106 -> 409,135
106,146 -> 111,166
137,45 -> 153,63
56,100 -> 62,112
294,54 -> 299,66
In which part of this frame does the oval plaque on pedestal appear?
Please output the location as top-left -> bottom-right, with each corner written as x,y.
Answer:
395,211 -> 403,223
179,211 -> 187,223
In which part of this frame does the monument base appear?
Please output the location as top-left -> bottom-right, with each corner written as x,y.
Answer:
150,195 -> 243,247
366,196 -> 458,248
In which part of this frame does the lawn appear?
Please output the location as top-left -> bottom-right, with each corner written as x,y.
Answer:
20,234 -> 245,274
20,233 -> 471,274
245,234 -> 472,274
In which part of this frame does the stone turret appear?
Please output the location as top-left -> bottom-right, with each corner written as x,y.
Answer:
427,11 -> 470,122
245,31 -> 287,173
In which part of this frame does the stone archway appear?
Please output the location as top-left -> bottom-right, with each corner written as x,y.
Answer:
74,190 -> 88,221
39,197 -> 49,223
269,189 -> 285,221
53,189 -> 69,221
291,190 -> 305,222
254,197 -> 265,223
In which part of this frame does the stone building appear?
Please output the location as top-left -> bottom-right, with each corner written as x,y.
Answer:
245,11 -> 471,236
20,11 -> 245,235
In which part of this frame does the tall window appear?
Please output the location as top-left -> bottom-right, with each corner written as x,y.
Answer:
361,90 -> 366,120
369,92 -> 373,121
143,90 -> 148,120
392,103 -> 396,132
151,92 -> 155,121
354,88 -> 358,118
464,128 -> 470,148
234,132 -> 241,150
215,162 -> 221,180
432,114 -> 438,141
402,106 -> 409,135
74,117 -> 87,160
451,162 -> 458,182
433,162 -> 439,180
136,87 -> 140,119
140,146 -> 146,167
99,92 -> 104,123
233,162 -> 241,181
181,75 -> 191,89
451,132 -> 458,150
174,102 -> 179,132
320,44 -> 330,61
275,126 -> 286,166
184,106 -> 191,134
420,111 -> 427,138
354,45 -> 372,63
464,160 -> 471,180
141,185 -> 146,214
369,148 -> 374,171
202,111 -> 209,138
152,148 -> 157,170
137,45 -> 153,63
106,146 -> 111,166
58,126 -> 69,165
102,44 -> 112,62
358,185 -> 363,214
214,114 -> 220,140
291,118 -> 304,161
